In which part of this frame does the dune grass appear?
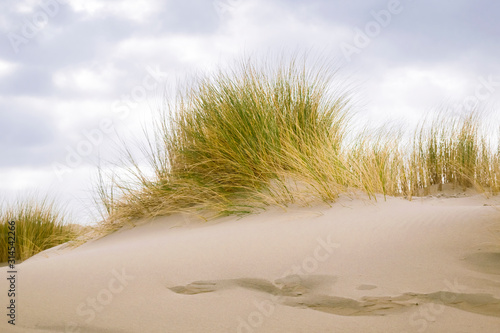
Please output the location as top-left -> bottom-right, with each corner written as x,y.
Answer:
2,58 -> 498,257
94,57 -> 500,232
0,197 -> 78,262
98,58 -> 356,228
410,112 -> 500,195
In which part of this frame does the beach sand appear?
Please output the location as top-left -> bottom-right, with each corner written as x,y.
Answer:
1,194 -> 500,332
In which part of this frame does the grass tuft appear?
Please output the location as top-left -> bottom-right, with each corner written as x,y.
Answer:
94,57 -> 500,233
0,197 -> 79,262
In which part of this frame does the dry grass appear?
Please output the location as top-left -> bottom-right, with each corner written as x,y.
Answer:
410,112 -> 500,195
0,197 -> 79,262
3,58 -> 498,257
94,57 -> 500,233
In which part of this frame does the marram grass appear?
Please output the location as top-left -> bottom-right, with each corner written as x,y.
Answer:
3,59 -> 499,258
0,197 -> 78,262
95,58 -> 500,232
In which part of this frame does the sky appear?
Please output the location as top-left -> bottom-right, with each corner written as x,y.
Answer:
1,0 -> 499,224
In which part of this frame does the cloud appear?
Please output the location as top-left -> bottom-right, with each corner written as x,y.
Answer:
0,105 -> 60,167
148,0 -> 220,34
0,65 -> 55,96
0,0 -> 499,223
291,0 -> 500,69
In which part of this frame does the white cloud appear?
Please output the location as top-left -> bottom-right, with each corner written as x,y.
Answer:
0,165 -> 103,225
13,0 -> 39,14
0,167 -> 54,192
0,59 -> 17,77
359,65 -> 470,127
53,65 -> 116,93
217,0 -> 350,53
115,34 -> 227,74
67,0 -> 161,22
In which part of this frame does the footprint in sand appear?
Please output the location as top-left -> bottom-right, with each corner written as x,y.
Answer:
169,275 -> 337,296
169,276 -> 500,318
356,284 -> 378,291
168,278 -> 280,295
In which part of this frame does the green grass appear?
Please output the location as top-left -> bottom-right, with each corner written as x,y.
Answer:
94,56 -> 500,233
3,57 -> 499,257
97,58 -> 357,229
410,112 -> 500,195
0,197 -> 79,262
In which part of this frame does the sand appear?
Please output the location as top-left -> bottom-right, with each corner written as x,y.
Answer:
1,193 -> 500,332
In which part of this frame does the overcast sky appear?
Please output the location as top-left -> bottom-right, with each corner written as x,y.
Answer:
1,0 -> 499,224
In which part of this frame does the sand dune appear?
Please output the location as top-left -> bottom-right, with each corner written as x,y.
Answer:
1,194 -> 500,332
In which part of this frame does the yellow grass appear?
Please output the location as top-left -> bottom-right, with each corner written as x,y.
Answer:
94,57 -> 500,234
3,57 -> 498,258
0,196 -> 78,262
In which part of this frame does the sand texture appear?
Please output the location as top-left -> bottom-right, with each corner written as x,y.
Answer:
1,194 -> 500,332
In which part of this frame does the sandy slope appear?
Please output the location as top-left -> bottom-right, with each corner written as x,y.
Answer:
1,194 -> 500,333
